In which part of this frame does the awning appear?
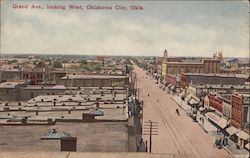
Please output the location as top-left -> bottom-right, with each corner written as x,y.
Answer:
170,85 -> 175,90
226,126 -> 239,136
199,107 -> 205,111
189,98 -> 197,105
236,130 -> 249,140
184,94 -> 193,102
245,143 -> 249,150
168,84 -> 172,88
205,112 -> 229,129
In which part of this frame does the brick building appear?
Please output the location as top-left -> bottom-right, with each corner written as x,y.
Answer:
0,81 -> 27,101
231,93 -> 250,131
208,94 -> 223,113
0,65 -> 23,82
56,75 -> 129,88
180,73 -> 248,89
161,50 -> 221,76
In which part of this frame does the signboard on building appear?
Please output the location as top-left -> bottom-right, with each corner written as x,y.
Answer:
111,81 -> 125,87
161,64 -> 166,80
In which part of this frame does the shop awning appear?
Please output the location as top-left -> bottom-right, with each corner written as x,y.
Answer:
170,85 -> 175,90
184,94 -> 192,102
205,112 -> 229,129
245,143 -> 249,150
226,126 -> 239,136
189,98 -> 196,105
236,130 -> 249,140
168,84 -> 172,88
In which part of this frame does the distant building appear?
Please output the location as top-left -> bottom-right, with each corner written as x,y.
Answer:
0,81 -> 27,101
160,50 -> 221,77
180,73 -> 248,89
23,65 -> 46,85
96,56 -> 105,66
56,75 -> 129,87
0,65 -> 23,81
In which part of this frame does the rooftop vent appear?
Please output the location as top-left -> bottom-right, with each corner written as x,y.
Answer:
89,109 -> 104,116
41,129 -> 71,140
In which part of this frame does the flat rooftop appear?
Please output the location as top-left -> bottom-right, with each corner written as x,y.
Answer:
61,75 -> 127,79
0,122 -> 128,152
182,73 -> 249,78
0,152 -> 176,158
0,82 -> 25,88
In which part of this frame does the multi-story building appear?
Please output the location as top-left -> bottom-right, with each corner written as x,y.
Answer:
56,74 -> 129,88
230,93 -> 250,148
161,50 -> 221,76
180,73 -> 248,89
208,94 -> 223,113
22,66 -> 46,85
0,65 -> 23,82
0,81 -> 27,101
231,93 -> 250,131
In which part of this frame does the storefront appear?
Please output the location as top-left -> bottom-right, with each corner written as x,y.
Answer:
236,130 -> 249,148
226,126 -> 239,142
205,112 -> 229,130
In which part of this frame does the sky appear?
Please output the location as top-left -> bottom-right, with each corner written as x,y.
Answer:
0,0 -> 249,57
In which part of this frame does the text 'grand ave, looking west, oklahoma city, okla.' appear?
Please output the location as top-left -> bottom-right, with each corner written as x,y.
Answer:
12,3 -> 144,11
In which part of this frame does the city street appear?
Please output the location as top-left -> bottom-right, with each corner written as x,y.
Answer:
134,65 -> 233,158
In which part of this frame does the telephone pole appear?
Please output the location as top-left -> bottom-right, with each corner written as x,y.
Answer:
143,120 -> 158,153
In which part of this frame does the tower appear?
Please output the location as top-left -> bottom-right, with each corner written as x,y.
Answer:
164,49 -> 168,58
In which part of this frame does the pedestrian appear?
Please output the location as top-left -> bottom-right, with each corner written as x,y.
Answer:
222,138 -> 225,146
225,138 -> 228,145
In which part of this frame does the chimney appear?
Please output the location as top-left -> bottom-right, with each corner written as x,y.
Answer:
3,107 -> 9,111
96,102 -> 99,108
82,113 -> 95,121
21,117 -> 27,125
47,118 -> 53,124
61,137 -> 77,152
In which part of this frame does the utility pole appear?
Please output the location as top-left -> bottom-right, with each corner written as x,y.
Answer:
143,120 -> 158,153
141,101 -> 144,126
138,88 -> 140,101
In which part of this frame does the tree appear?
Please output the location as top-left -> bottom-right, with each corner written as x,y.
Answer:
53,61 -> 63,68
80,59 -> 88,66
8,60 -> 18,64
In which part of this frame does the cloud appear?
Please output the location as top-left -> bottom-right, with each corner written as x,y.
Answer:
1,1 -> 249,57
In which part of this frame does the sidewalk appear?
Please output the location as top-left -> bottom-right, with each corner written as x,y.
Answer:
171,94 -> 249,158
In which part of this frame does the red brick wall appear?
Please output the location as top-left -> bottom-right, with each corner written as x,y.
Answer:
231,94 -> 243,128
166,75 -> 176,86
209,95 -> 223,113
180,74 -> 187,89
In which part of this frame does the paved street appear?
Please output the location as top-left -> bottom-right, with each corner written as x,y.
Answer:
134,65 -> 233,158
